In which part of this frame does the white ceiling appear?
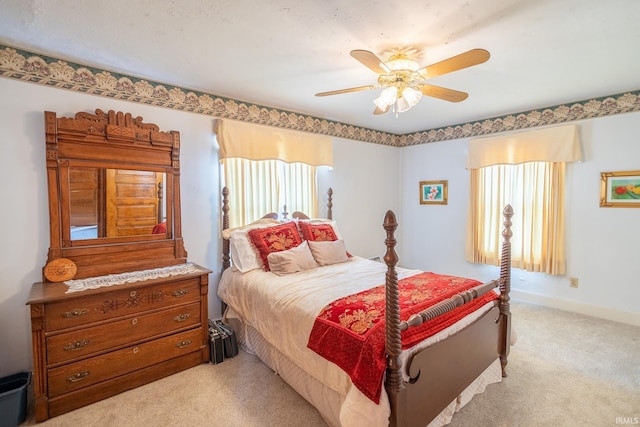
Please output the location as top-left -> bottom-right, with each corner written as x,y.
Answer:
1,0 -> 639,135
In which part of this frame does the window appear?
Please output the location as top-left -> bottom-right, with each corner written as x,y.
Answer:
466,161 -> 567,275
222,158 -> 318,228
465,125 -> 582,276
215,119 -> 333,229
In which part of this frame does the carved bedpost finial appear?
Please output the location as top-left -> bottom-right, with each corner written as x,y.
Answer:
499,204 -> 513,311
383,210 -> 399,269
327,188 -> 333,220
222,186 -> 230,271
383,210 -> 403,400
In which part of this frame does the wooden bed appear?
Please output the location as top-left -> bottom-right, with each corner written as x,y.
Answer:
219,186 -> 512,427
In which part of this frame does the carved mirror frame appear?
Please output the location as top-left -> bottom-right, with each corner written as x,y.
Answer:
43,109 -> 187,281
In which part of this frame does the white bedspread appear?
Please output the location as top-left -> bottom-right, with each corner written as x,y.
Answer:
217,256 -> 499,427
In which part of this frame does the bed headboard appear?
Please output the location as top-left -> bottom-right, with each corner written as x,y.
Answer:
220,187 -> 333,271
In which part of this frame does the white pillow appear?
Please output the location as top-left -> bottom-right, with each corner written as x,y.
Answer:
308,240 -> 349,266
227,219 -> 280,273
222,218 -> 279,240
267,241 -> 317,275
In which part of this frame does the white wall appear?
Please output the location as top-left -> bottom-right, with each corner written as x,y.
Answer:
399,112 -> 640,326
0,78 -> 401,376
319,137 -> 401,259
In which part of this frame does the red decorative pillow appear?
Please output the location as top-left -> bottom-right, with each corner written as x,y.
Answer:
152,222 -> 167,234
298,221 -> 352,258
248,222 -> 303,271
298,222 -> 338,242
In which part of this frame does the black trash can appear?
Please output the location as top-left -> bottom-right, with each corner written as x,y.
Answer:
0,371 -> 31,427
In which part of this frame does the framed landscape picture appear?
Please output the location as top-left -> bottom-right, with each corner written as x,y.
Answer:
600,170 -> 640,208
420,180 -> 448,205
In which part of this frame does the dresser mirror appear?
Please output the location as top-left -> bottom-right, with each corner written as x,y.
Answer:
44,109 -> 187,280
68,166 -> 166,241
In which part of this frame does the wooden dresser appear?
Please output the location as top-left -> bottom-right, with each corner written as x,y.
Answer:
29,109 -> 211,421
27,266 -> 210,421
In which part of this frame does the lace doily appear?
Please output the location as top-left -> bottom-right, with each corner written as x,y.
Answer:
64,263 -> 203,293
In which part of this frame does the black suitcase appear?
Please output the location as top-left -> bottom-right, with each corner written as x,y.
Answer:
210,319 -> 238,358
209,323 -> 224,364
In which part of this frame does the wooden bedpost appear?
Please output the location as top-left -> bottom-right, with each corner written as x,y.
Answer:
222,186 -> 230,271
383,210 -> 402,423
327,188 -> 333,220
157,182 -> 164,224
499,204 -> 513,376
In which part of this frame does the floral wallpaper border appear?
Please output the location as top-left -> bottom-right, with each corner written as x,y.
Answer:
1,44 -> 639,147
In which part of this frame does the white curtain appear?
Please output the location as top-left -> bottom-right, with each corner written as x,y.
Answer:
221,158 -> 318,228
216,119 -> 331,228
465,125 -> 582,275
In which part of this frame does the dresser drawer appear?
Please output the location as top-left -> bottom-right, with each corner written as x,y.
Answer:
46,302 -> 201,365
47,328 -> 202,397
45,278 -> 201,331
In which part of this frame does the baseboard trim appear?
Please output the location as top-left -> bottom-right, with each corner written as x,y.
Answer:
511,290 -> 640,327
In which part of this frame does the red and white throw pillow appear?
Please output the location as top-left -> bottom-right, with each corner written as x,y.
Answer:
226,218 -> 280,273
298,221 -> 339,242
298,220 -> 351,259
248,222 -> 303,271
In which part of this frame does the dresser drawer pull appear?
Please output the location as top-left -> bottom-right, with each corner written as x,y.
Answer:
176,339 -> 192,349
63,309 -> 89,318
63,339 -> 90,351
172,289 -> 189,298
131,318 -> 139,325
174,313 -> 191,323
67,371 -> 90,383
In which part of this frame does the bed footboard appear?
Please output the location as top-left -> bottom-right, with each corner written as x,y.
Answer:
394,305 -> 503,426
384,205 -> 513,427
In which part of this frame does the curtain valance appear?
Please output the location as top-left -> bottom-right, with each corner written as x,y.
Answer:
216,119 -> 333,167
466,124 -> 582,169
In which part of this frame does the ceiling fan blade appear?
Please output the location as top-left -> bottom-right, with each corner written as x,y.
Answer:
315,85 -> 377,97
350,50 -> 391,75
420,84 -> 469,102
373,104 -> 390,115
419,48 -> 490,79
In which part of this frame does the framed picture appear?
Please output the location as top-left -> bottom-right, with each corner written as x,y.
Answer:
420,180 -> 448,205
600,171 -> 640,208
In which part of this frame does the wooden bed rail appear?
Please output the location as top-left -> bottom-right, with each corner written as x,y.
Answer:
383,204 -> 514,404
400,279 -> 502,331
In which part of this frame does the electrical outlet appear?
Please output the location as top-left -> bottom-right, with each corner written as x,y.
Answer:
570,277 -> 579,288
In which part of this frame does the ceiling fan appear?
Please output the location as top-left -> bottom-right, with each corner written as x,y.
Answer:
315,48 -> 490,115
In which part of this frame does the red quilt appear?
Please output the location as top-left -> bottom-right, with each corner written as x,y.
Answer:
306,272 -> 498,403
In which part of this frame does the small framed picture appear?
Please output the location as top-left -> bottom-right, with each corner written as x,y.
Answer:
420,180 -> 448,205
600,171 -> 640,208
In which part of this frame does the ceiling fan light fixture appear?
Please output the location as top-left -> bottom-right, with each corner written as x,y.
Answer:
396,86 -> 422,113
373,86 -> 398,110
386,54 -> 419,72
